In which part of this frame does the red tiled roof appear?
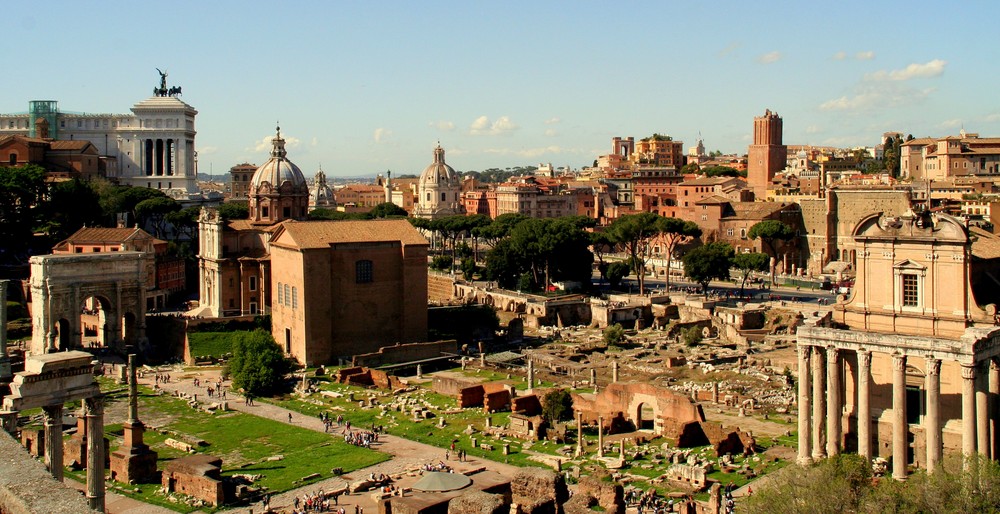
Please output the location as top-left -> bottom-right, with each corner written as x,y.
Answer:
271,219 -> 428,249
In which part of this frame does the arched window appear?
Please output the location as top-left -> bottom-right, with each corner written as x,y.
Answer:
8,153 -> 15,165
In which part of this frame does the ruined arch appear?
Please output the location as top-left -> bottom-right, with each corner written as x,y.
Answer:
30,253 -> 147,354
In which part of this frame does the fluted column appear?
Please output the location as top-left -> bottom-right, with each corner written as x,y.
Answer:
978,361 -> 990,457
892,354 -> 907,480
925,358 -> 942,472
812,346 -> 826,460
85,396 -> 105,513
42,404 -> 64,481
962,364 -> 977,459
797,344 -> 812,465
857,349 -> 872,461
826,347 -> 841,456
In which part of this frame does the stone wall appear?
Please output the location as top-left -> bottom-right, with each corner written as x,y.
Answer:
447,490 -> 506,514
427,272 -> 457,303
352,340 -> 459,368
0,431 -> 97,513
334,367 -> 405,390
570,475 -> 625,514
510,467 -> 568,514
161,455 -> 225,507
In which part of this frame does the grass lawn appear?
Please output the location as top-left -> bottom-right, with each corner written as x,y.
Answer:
186,332 -> 235,359
93,382 -> 389,511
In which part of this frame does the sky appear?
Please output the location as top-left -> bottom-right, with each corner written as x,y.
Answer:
5,1 -> 1000,177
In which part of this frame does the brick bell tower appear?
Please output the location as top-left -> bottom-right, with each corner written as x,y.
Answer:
747,109 -> 787,201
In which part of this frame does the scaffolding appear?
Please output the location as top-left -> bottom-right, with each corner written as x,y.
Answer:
28,100 -> 59,139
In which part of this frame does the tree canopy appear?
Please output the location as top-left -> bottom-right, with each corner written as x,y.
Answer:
732,252 -> 770,298
368,202 -> 408,218
682,242 -> 734,293
748,219 -> 795,283
484,216 -> 593,292
655,217 -> 702,291
541,389 -> 574,423
0,165 -> 48,258
606,212 -> 663,294
701,165 -> 746,178
226,330 -> 293,398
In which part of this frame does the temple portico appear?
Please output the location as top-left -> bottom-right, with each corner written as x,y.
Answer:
796,325 -> 1000,477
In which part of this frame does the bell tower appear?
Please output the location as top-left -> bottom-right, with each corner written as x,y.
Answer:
747,109 -> 787,200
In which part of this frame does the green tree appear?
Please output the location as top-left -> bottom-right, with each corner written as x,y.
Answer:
39,178 -> 103,241
165,206 -> 202,241
655,217 -> 702,291
590,231 -> 615,284
682,242 -> 734,294
747,219 -> 795,285
606,261 -> 630,289
603,323 -> 625,346
368,202 -> 408,218
218,202 -> 250,220
0,165 -> 47,257
134,196 -> 181,238
485,216 -> 593,292
226,330 -> 293,397
732,252 -> 770,298
701,165 -> 745,178
607,212 -> 663,294
541,389 -> 574,423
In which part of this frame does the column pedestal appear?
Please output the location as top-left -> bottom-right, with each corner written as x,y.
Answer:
891,354 -> 907,480
797,345 -> 812,465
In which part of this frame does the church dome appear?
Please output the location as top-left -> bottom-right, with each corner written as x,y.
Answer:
420,144 -> 459,186
250,126 -> 307,191
310,169 -> 335,209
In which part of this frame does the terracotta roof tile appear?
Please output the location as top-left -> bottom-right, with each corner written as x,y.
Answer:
58,227 -> 151,245
272,219 -> 428,249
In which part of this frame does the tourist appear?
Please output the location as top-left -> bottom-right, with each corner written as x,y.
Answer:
288,412 -> 293,423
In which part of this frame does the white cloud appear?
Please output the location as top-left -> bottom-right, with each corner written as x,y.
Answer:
855,50 -> 875,60
544,117 -> 561,125
819,85 -> 936,112
252,134 -> 300,152
430,120 -> 455,131
833,51 -> 847,61
940,119 -> 963,128
544,128 -> 559,137
718,42 -> 740,58
982,113 -> 1000,123
757,51 -> 782,64
469,115 -> 518,136
866,59 -> 946,81
805,125 -> 821,134
198,146 -> 218,155
373,127 -> 392,144
481,146 -> 590,158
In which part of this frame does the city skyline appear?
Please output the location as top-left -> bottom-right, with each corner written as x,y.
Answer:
5,0 -> 998,176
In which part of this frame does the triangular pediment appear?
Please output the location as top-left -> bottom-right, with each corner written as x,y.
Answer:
893,259 -> 926,271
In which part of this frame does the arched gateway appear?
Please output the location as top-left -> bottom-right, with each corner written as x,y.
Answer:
30,252 -> 146,354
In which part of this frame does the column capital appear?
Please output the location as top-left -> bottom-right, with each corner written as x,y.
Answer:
892,353 -> 907,371
991,358 -> 1000,372
797,344 -> 811,358
927,358 -> 942,377
84,395 -> 105,416
826,346 -> 839,364
962,363 -> 977,380
858,348 -> 872,368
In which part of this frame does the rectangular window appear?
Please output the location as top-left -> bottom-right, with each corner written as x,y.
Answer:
356,260 -> 373,283
291,287 -> 298,309
249,276 -> 257,292
284,284 -> 291,306
902,274 -> 919,307
277,282 -> 283,305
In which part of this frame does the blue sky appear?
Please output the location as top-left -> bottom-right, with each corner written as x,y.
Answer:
5,1 -> 999,177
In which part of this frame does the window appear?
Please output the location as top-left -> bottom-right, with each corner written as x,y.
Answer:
441,192 -> 446,201
727,228 -> 734,237
740,228 -> 747,239
249,276 -> 257,291
277,282 -> 283,305
902,274 -> 919,307
8,153 -> 15,165
249,302 -> 258,314
284,284 -> 291,306
356,259 -> 373,283
291,287 -> 298,309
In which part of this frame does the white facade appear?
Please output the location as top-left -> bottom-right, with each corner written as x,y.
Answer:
414,144 -> 463,219
0,87 -> 200,196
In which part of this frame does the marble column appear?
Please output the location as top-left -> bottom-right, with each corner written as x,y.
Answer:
527,360 -> 535,389
85,396 -> 105,513
925,358 -> 942,472
977,361 -> 990,458
812,344 -> 826,460
892,353 -> 907,480
991,359 -> 1000,459
612,361 -> 619,383
576,412 -> 583,456
962,364 -> 977,459
597,416 -> 604,458
826,347 -> 841,456
43,404 -> 64,481
797,345 -> 812,465
857,349 -> 872,461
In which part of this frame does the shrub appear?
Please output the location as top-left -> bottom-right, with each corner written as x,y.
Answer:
683,326 -> 703,346
431,255 -> 453,271
603,323 -> 625,346
541,389 -> 574,423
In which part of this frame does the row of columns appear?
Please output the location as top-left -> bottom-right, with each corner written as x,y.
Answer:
37,397 -> 105,511
797,344 -> 997,478
143,138 -> 175,176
